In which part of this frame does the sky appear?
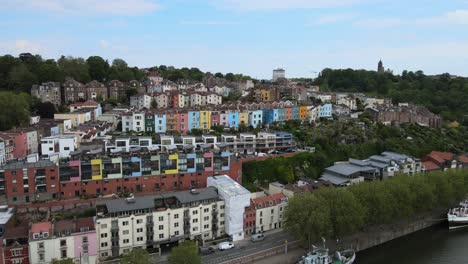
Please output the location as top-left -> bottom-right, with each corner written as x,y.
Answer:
1,0 -> 468,79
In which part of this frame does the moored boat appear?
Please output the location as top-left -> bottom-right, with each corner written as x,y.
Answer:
297,246 -> 356,264
448,206 -> 468,230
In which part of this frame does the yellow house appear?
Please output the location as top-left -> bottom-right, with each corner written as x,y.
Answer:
238,111 -> 249,126
91,159 -> 102,180
299,106 -> 308,120
199,110 -> 211,130
165,154 -> 179,174
261,89 -> 270,101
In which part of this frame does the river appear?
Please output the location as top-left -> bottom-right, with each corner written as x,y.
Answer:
357,223 -> 468,264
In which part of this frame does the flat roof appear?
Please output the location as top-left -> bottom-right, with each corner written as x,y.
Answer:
320,173 -> 350,185
326,163 -> 376,176
97,187 -> 219,214
0,159 -> 56,170
0,207 -> 14,225
208,175 -> 250,197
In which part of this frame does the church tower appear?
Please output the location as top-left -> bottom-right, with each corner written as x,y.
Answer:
378,59 -> 384,73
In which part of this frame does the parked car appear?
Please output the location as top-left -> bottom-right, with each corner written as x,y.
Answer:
218,241 -> 235,251
251,233 -> 265,242
199,247 -> 215,255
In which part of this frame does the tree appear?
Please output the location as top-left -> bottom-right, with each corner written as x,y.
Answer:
51,259 -> 74,264
125,88 -> 139,102
57,56 -> 90,83
0,92 -> 31,130
120,248 -> 150,264
8,64 -> 37,92
151,98 -> 158,109
86,56 -> 109,82
285,194 -> 332,249
168,241 -> 201,264
33,101 -> 56,118
225,73 -> 235,81
214,72 -> 224,78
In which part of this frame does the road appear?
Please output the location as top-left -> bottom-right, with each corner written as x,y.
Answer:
201,230 -> 298,264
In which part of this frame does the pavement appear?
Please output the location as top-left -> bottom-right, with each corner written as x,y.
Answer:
201,229 -> 298,264
152,229 -> 299,264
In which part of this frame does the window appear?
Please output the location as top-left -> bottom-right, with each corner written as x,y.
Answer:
204,224 -> 209,229
64,147 -> 70,151
60,239 -> 66,247
220,205 -> 225,209
137,237 -> 143,242
101,233 -> 108,238
220,221 -> 225,225
220,213 -> 224,217
137,228 -> 143,233
159,216 -> 164,221
204,208 -> 209,213
11,249 -> 21,257
12,259 -> 21,264
122,221 -> 129,226
192,219 -> 198,223
39,253 -> 44,261
61,249 -> 67,258
174,223 -> 179,228
192,210 -> 198,215
12,180 -> 16,184
158,225 -> 163,230
136,219 -> 143,224
159,234 -> 164,239
204,216 -> 209,221
123,230 -> 129,235
38,242 -> 44,249
123,239 -> 129,244
101,242 -> 108,247
101,252 -> 108,258
174,231 -> 179,236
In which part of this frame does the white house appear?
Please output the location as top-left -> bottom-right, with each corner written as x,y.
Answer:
40,135 -> 77,159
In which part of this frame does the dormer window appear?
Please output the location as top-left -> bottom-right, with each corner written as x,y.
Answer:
33,233 -> 40,239
42,232 -> 49,238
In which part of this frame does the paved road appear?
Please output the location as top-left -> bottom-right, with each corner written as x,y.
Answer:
201,230 -> 297,264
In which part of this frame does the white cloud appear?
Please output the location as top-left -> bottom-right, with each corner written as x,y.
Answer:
313,13 -> 356,25
0,40 -> 44,54
216,0 -> 364,11
179,20 -> 238,25
1,0 -> 160,16
417,9 -> 468,25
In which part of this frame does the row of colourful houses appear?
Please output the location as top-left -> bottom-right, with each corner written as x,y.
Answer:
122,103 -> 333,133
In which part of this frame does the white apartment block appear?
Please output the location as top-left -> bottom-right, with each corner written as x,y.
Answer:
122,113 -> 145,132
40,135 -> 77,159
207,175 -> 250,241
95,188 -> 226,259
130,94 -> 152,110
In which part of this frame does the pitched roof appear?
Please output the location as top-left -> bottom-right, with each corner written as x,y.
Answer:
422,161 -> 441,171
429,151 -> 455,162
458,155 -> 468,163
31,222 -> 52,234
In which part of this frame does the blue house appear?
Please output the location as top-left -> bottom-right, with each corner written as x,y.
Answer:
272,109 -> 279,122
318,104 -> 333,118
154,113 -> 167,133
188,111 -> 200,131
292,106 -> 300,120
277,108 -> 285,122
248,110 -> 263,128
228,111 -> 239,128
262,109 -> 274,125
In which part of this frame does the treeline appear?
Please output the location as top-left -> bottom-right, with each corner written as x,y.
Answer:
314,68 -> 468,122
0,53 -> 253,94
0,54 -> 145,93
0,91 -> 31,130
285,170 -> 467,245
242,121 -> 468,189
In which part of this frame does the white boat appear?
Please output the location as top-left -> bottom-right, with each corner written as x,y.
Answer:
297,246 -> 356,264
447,206 -> 468,230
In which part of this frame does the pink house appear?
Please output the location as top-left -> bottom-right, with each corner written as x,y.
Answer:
211,111 -> 220,127
178,111 -> 189,134
0,132 -> 27,159
285,107 -> 293,120
220,111 -> 229,127
204,152 -> 214,171
73,218 -> 97,264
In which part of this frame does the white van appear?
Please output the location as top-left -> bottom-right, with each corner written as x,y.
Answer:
218,241 -> 235,251
251,233 -> 265,242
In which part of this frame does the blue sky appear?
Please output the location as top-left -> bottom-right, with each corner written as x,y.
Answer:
1,0 -> 468,79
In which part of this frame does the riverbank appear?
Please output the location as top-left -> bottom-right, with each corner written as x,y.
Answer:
327,209 -> 447,252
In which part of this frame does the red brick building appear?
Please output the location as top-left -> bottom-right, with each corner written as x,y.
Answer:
1,223 -> 29,264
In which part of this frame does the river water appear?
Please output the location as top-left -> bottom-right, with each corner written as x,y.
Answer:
357,223 -> 468,264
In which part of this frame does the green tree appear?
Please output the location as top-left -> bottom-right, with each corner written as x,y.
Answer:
285,194 -> 332,248
316,188 -> 365,238
168,241 -> 201,264
120,248 -> 150,264
214,72 -> 224,78
151,98 -> 158,109
86,56 -> 109,82
58,56 -> 90,83
0,92 -> 31,130
51,259 -> 74,264
8,64 -> 37,92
